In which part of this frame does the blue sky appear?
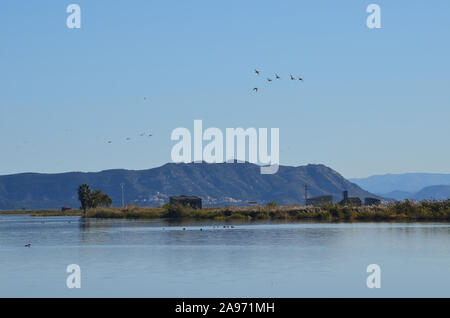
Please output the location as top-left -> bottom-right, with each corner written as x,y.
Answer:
1,0 -> 449,178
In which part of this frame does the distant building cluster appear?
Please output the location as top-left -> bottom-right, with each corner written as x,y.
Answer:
305,195 -> 333,206
364,197 -> 381,206
339,191 -> 362,206
305,190 -> 381,207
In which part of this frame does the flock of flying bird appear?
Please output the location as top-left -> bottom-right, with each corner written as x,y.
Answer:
106,97 -> 153,144
104,70 -> 303,144
107,131 -> 153,144
252,69 -> 304,92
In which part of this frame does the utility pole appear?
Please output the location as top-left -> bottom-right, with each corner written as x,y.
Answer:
304,184 -> 308,206
120,183 -> 125,208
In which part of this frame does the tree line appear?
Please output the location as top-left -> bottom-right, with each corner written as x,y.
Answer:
77,184 -> 112,212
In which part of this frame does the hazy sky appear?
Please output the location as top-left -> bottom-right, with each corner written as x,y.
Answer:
1,1 -> 449,178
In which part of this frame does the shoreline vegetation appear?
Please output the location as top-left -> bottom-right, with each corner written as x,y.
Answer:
1,200 -> 450,222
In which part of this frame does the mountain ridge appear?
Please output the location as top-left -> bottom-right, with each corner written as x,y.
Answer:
412,185 -> 450,201
350,173 -> 450,194
0,162 -> 378,210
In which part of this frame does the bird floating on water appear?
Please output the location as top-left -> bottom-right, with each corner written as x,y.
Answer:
254,69 -> 260,75
253,87 -> 258,92
25,244 -> 31,248
275,74 -> 280,79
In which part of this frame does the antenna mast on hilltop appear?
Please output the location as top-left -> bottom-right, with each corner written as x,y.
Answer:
120,183 -> 125,208
304,184 -> 308,205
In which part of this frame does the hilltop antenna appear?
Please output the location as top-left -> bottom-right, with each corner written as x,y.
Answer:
304,184 -> 308,206
120,183 -> 125,208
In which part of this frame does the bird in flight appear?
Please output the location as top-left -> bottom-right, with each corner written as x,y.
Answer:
275,74 -> 280,79
253,87 -> 258,92
267,78 -> 272,82
254,69 -> 260,75
290,74 -> 295,80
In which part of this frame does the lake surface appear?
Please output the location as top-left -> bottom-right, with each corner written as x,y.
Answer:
0,214 -> 449,297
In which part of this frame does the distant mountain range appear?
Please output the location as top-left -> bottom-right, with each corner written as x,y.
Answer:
378,190 -> 413,201
381,185 -> 450,201
350,173 -> 450,193
0,162 -> 377,210
350,173 -> 450,201
413,185 -> 450,201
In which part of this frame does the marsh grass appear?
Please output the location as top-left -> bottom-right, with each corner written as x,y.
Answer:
84,200 -> 450,221
85,205 -> 166,219
2,199 -> 450,221
0,210 -> 83,216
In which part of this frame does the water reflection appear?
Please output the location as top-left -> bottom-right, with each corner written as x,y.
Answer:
0,215 -> 449,297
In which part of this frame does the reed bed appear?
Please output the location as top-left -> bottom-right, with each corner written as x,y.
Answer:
2,199 -> 449,221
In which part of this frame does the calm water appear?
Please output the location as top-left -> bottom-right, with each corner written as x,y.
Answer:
0,214 -> 449,297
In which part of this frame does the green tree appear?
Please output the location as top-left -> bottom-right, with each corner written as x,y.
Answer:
88,189 -> 101,208
89,189 -> 112,208
78,184 -> 91,213
100,193 -> 112,208
78,184 -> 113,213
266,200 -> 277,208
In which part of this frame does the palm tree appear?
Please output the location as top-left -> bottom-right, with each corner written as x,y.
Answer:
100,194 -> 112,207
78,184 -> 91,214
88,189 -> 102,208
